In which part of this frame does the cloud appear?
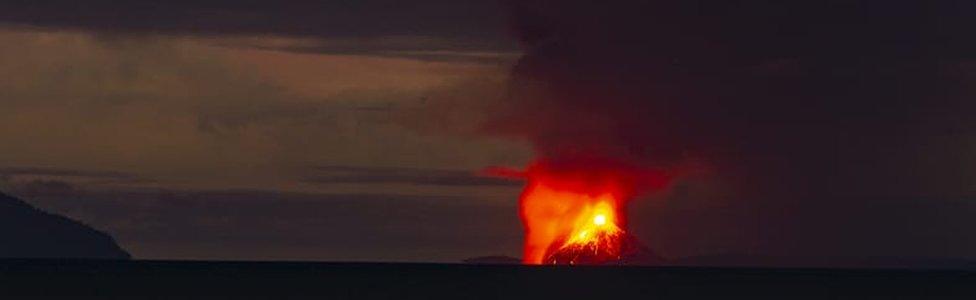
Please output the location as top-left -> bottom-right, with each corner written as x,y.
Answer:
0,167 -> 136,180
303,165 -> 521,187
0,0 -> 518,62
0,167 -> 153,191
0,28 -> 529,190
0,0 -> 509,40
0,28 -> 530,263
5,179 -> 77,197
208,35 -> 521,64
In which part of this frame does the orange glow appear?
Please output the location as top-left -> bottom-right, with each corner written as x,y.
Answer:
520,184 -> 622,264
559,201 -> 620,248
500,157 -> 671,265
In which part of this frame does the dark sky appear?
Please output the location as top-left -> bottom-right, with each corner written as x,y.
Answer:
2,0 -> 976,263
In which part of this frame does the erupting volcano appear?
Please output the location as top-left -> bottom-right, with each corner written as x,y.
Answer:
490,157 -> 671,265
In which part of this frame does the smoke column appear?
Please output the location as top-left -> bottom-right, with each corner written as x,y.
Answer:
496,0 -> 976,198
493,0 -> 976,261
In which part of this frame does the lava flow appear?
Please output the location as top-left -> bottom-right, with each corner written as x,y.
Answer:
489,157 -> 670,265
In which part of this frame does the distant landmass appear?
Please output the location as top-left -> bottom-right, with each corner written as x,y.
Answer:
0,191 -> 130,259
670,253 -> 976,270
465,252 -> 976,269
463,255 -> 522,265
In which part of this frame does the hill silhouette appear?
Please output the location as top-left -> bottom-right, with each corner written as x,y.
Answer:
0,191 -> 130,259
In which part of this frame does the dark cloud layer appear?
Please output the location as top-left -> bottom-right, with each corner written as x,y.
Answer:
0,167 -> 136,180
496,1 -> 976,258
0,167 -> 152,188
0,0 -> 512,50
304,165 -> 521,187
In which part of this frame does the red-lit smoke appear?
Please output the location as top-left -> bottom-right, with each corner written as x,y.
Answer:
489,157 -> 670,264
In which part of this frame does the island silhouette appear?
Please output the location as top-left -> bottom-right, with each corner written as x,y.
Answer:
0,191 -> 129,259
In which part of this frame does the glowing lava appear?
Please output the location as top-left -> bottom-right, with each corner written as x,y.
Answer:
493,157 -> 671,265
544,198 -> 629,265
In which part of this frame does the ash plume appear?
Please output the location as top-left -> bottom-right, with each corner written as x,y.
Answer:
495,0 -> 976,199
